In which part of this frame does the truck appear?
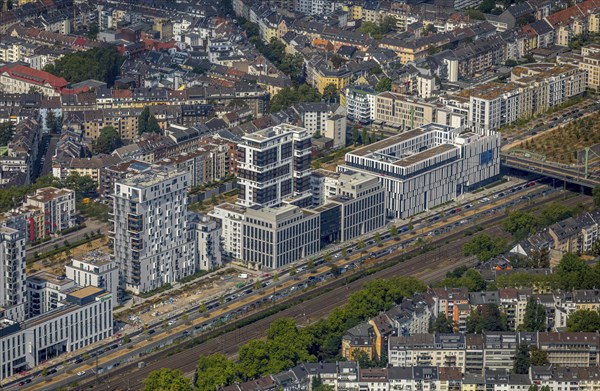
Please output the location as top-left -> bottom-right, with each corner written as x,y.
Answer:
238,273 -> 248,279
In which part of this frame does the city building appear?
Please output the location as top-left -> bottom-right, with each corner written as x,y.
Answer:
209,203 -> 246,261
373,92 -> 436,131
26,271 -> 75,318
0,63 -> 68,97
328,172 -> 386,242
24,187 -> 76,236
188,212 -> 222,271
0,286 -> 113,381
0,227 -> 26,323
66,251 -> 119,307
111,167 -> 195,294
242,204 -> 320,269
339,123 -> 500,219
344,86 -> 376,124
237,124 -> 312,208
310,169 -> 339,206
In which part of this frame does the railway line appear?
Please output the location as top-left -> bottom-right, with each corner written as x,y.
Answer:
77,192 -> 589,391
18,184 -> 587,391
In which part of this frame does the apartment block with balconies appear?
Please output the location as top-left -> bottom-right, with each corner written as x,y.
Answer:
110,167 -> 194,294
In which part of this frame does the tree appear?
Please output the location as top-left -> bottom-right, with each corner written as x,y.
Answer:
144,368 -> 192,391
199,302 -> 207,314
431,315 -> 455,333
195,354 -> 238,391
437,268 -> 487,292
556,252 -> 589,290
138,106 -> 150,135
147,115 -> 161,134
269,84 -> 322,113
505,59 -> 518,67
463,234 -> 507,262
307,259 -> 315,269
289,267 -> 297,276
503,210 -> 539,240
352,126 -> 360,146
529,346 -> 549,366
322,83 -> 339,103
330,55 -> 347,69
87,24 -> 99,40
521,297 -> 546,331
513,344 -> 530,374
361,128 -> 369,145
370,65 -> 382,75
94,126 -> 122,154
341,247 -> 348,259
541,202 -> 573,226
375,77 -> 392,93
375,232 -> 382,247
44,47 -> 124,86
466,304 -> 507,333
64,172 -> 97,200
390,225 -> 398,238
593,185 -> 600,208
0,122 -> 13,146
566,309 -> 600,332
46,110 -> 62,133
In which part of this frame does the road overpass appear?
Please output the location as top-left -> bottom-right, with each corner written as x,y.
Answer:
501,153 -> 600,188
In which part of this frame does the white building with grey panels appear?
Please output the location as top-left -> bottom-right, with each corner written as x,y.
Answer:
111,167 -> 195,294
339,123 -> 500,219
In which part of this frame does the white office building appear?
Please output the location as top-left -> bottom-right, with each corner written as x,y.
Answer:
339,123 -> 500,219
0,227 -> 26,323
242,204 -> 320,269
0,286 -> 113,381
66,251 -> 119,307
111,167 -> 195,294
311,169 -> 340,206
329,172 -> 386,241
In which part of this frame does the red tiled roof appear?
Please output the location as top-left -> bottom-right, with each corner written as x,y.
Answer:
112,89 -> 133,99
545,0 -> 600,27
0,64 -> 68,89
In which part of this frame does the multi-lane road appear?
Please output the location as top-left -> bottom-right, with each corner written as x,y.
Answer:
12,179 -> 590,391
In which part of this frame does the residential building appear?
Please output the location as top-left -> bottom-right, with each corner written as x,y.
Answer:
111,167 -> 195,294
310,169 -> 339,206
342,322 -> 377,361
0,64 -> 68,97
373,92 -> 436,131
458,63 -> 587,132
237,124 -> 312,208
188,212 -> 222,271
339,123 -> 500,219
344,86 -> 376,124
209,203 -> 246,261
24,187 -> 76,236
0,227 -> 26,323
66,251 -> 119,307
26,271 -> 75,318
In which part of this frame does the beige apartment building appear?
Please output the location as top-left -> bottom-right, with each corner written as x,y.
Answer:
374,92 -> 436,130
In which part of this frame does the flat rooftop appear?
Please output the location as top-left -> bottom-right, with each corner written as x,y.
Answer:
215,202 -> 246,214
72,250 -> 114,267
121,166 -> 184,188
68,286 -> 103,299
351,129 -> 425,157
27,271 -> 72,286
393,144 -> 458,167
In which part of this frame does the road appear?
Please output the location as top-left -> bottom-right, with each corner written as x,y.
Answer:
19,185 -> 588,391
501,154 -> 600,188
26,219 -> 110,259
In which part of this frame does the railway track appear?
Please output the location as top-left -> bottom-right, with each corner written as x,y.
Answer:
35,191 -> 589,391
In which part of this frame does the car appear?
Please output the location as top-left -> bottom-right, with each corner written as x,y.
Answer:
168,320 -> 176,326
148,329 -> 156,335
77,371 -> 86,376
